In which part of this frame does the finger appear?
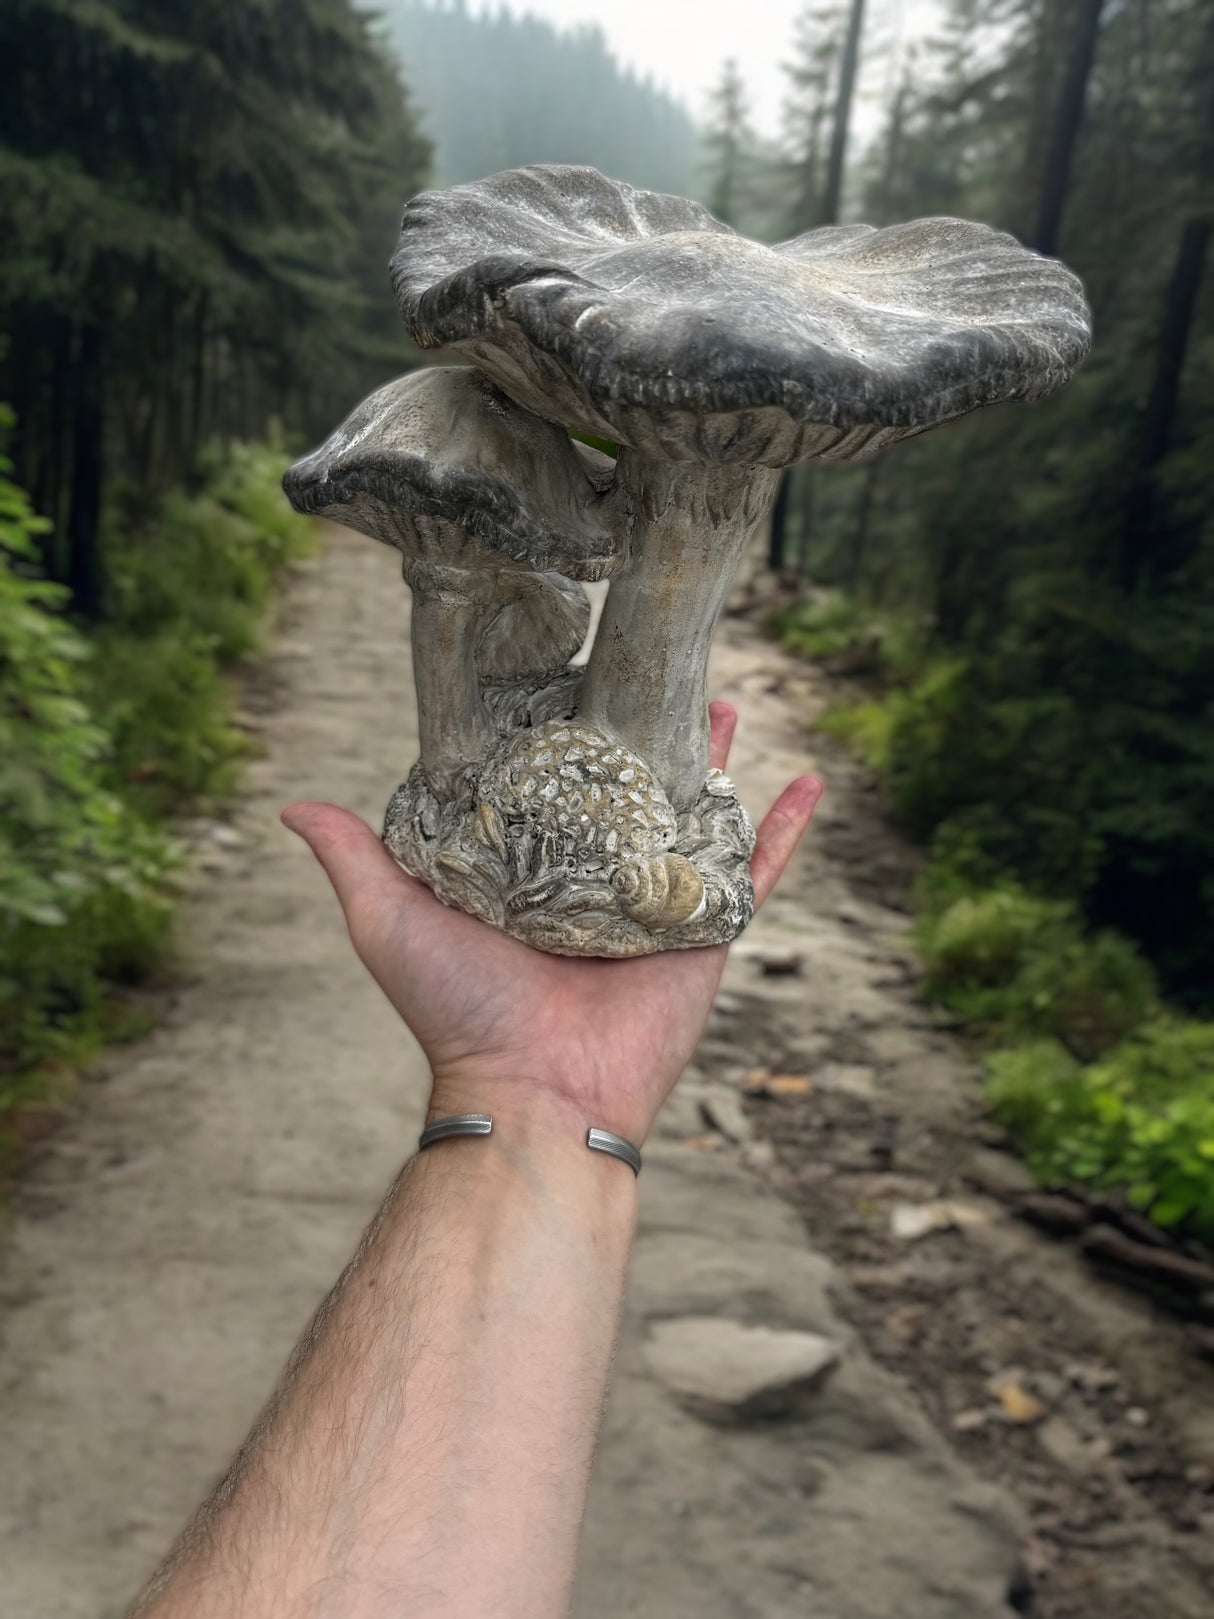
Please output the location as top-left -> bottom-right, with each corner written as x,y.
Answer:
708,702 -> 738,771
281,801 -> 427,922
750,776 -> 823,909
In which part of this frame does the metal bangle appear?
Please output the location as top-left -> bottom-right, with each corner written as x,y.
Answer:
418,1113 -> 494,1149
586,1127 -> 642,1177
417,1114 -> 641,1176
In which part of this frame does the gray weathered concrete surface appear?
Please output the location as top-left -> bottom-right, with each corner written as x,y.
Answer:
0,524 -> 1021,1617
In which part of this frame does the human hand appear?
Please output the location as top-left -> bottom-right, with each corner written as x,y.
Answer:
282,704 -> 820,1145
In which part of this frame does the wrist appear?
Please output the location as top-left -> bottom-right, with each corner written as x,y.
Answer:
421,1073 -> 644,1205
426,1066 -> 648,1147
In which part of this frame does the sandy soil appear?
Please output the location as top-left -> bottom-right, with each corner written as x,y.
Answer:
0,525 -> 1210,1617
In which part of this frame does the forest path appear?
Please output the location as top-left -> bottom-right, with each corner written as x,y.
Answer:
0,524 -> 1209,1618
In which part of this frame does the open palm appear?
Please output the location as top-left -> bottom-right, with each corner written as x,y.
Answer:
283,704 -> 821,1144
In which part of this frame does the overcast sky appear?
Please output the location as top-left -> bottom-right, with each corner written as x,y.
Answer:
477,0 -> 946,141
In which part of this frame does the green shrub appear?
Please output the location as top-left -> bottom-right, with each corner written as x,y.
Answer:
1016,930 -> 1159,1064
817,694 -> 898,770
770,592 -> 924,680
917,885 -> 1157,1060
987,1023 -> 1214,1234
1,429 -> 312,1093
0,415 -> 174,1079
96,441 -> 315,813
818,656 -> 969,777
91,630 -> 245,811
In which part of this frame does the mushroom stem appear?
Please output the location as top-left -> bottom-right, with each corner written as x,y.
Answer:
406,564 -> 495,798
579,452 -> 780,810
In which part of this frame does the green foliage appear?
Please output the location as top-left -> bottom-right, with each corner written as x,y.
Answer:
1,431 -> 310,1090
917,885 -> 1158,1061
0,418 -> 173,1079
769,0 -> 1214,1004
95,444 -> 316,814
987,1025 -> 1214,1235
0,0 -> 429,604
816,656 -> 968,778
769,593 -> 924,679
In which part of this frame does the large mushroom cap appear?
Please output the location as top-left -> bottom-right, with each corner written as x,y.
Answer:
283,364 -> 617,579
391,165 -> 1093,465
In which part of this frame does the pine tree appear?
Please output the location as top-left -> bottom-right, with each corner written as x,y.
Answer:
781,3 -> 846,234
821,0 -> 868,224
385,2 -> 699,198
704,59 -> 751,227
791,0 -> 1214,998
0,0 -> 430,610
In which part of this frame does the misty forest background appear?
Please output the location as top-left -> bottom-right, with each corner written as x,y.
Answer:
2,0 -> 1214,1232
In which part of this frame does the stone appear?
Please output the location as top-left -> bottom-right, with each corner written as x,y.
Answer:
1037,1415 -> 1111,1473
698,1088 -> 752,1144
890,1199 -> 992,1241
963,1147 -> 1036,1200
754,949 -> 804,976
815,1062 -> 879,1098
644,1316 -> 840,1421
285,164 -> 1091,956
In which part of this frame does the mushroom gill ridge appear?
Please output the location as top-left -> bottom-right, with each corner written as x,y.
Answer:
286,454 -> 612,582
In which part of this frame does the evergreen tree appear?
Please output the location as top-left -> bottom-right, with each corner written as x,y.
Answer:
704,59 -> 751,227
385,2 -> 699,199
794,0 -> 1214,1000
0,0 -> 429,611
781,3 -> 846,234
821,0 -> 868,224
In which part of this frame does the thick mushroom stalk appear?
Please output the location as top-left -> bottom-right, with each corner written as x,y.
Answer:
283,366 -> 617,797
579,453 -> 779,810
401,542 -> 496,793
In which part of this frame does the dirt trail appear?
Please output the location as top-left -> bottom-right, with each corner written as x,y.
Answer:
0,525 -> 1209,1617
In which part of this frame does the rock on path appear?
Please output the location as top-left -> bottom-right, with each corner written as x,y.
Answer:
0,526 -> 1022,1617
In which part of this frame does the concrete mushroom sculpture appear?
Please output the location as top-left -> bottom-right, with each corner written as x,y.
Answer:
287,164 -> 1091,957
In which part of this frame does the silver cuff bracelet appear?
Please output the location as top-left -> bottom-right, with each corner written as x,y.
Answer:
417,1114 -> 641,1175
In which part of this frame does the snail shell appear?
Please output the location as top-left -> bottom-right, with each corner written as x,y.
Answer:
474,800 -> 508,860
613,852 -> 705,932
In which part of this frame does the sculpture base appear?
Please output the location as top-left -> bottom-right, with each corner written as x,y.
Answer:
384,716 -> 755,957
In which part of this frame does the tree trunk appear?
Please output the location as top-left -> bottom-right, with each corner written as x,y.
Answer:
820,0 -> 866,225
1031,0 -> 1107,256
767,472 -> 793,573
795,473 -> 817,575
847,462 -> 881,592
67,323 -> 104,619
874,73 -> 909,223
1120,216 -> 1210,588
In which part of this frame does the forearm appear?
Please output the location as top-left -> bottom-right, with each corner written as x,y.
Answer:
134,1092 -> 638,1619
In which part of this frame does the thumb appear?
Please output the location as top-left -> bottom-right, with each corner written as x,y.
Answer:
281,801 -> 417,922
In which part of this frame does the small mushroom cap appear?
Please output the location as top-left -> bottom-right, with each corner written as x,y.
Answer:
392,165 -> 1092,466
283,364 -> 617,580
